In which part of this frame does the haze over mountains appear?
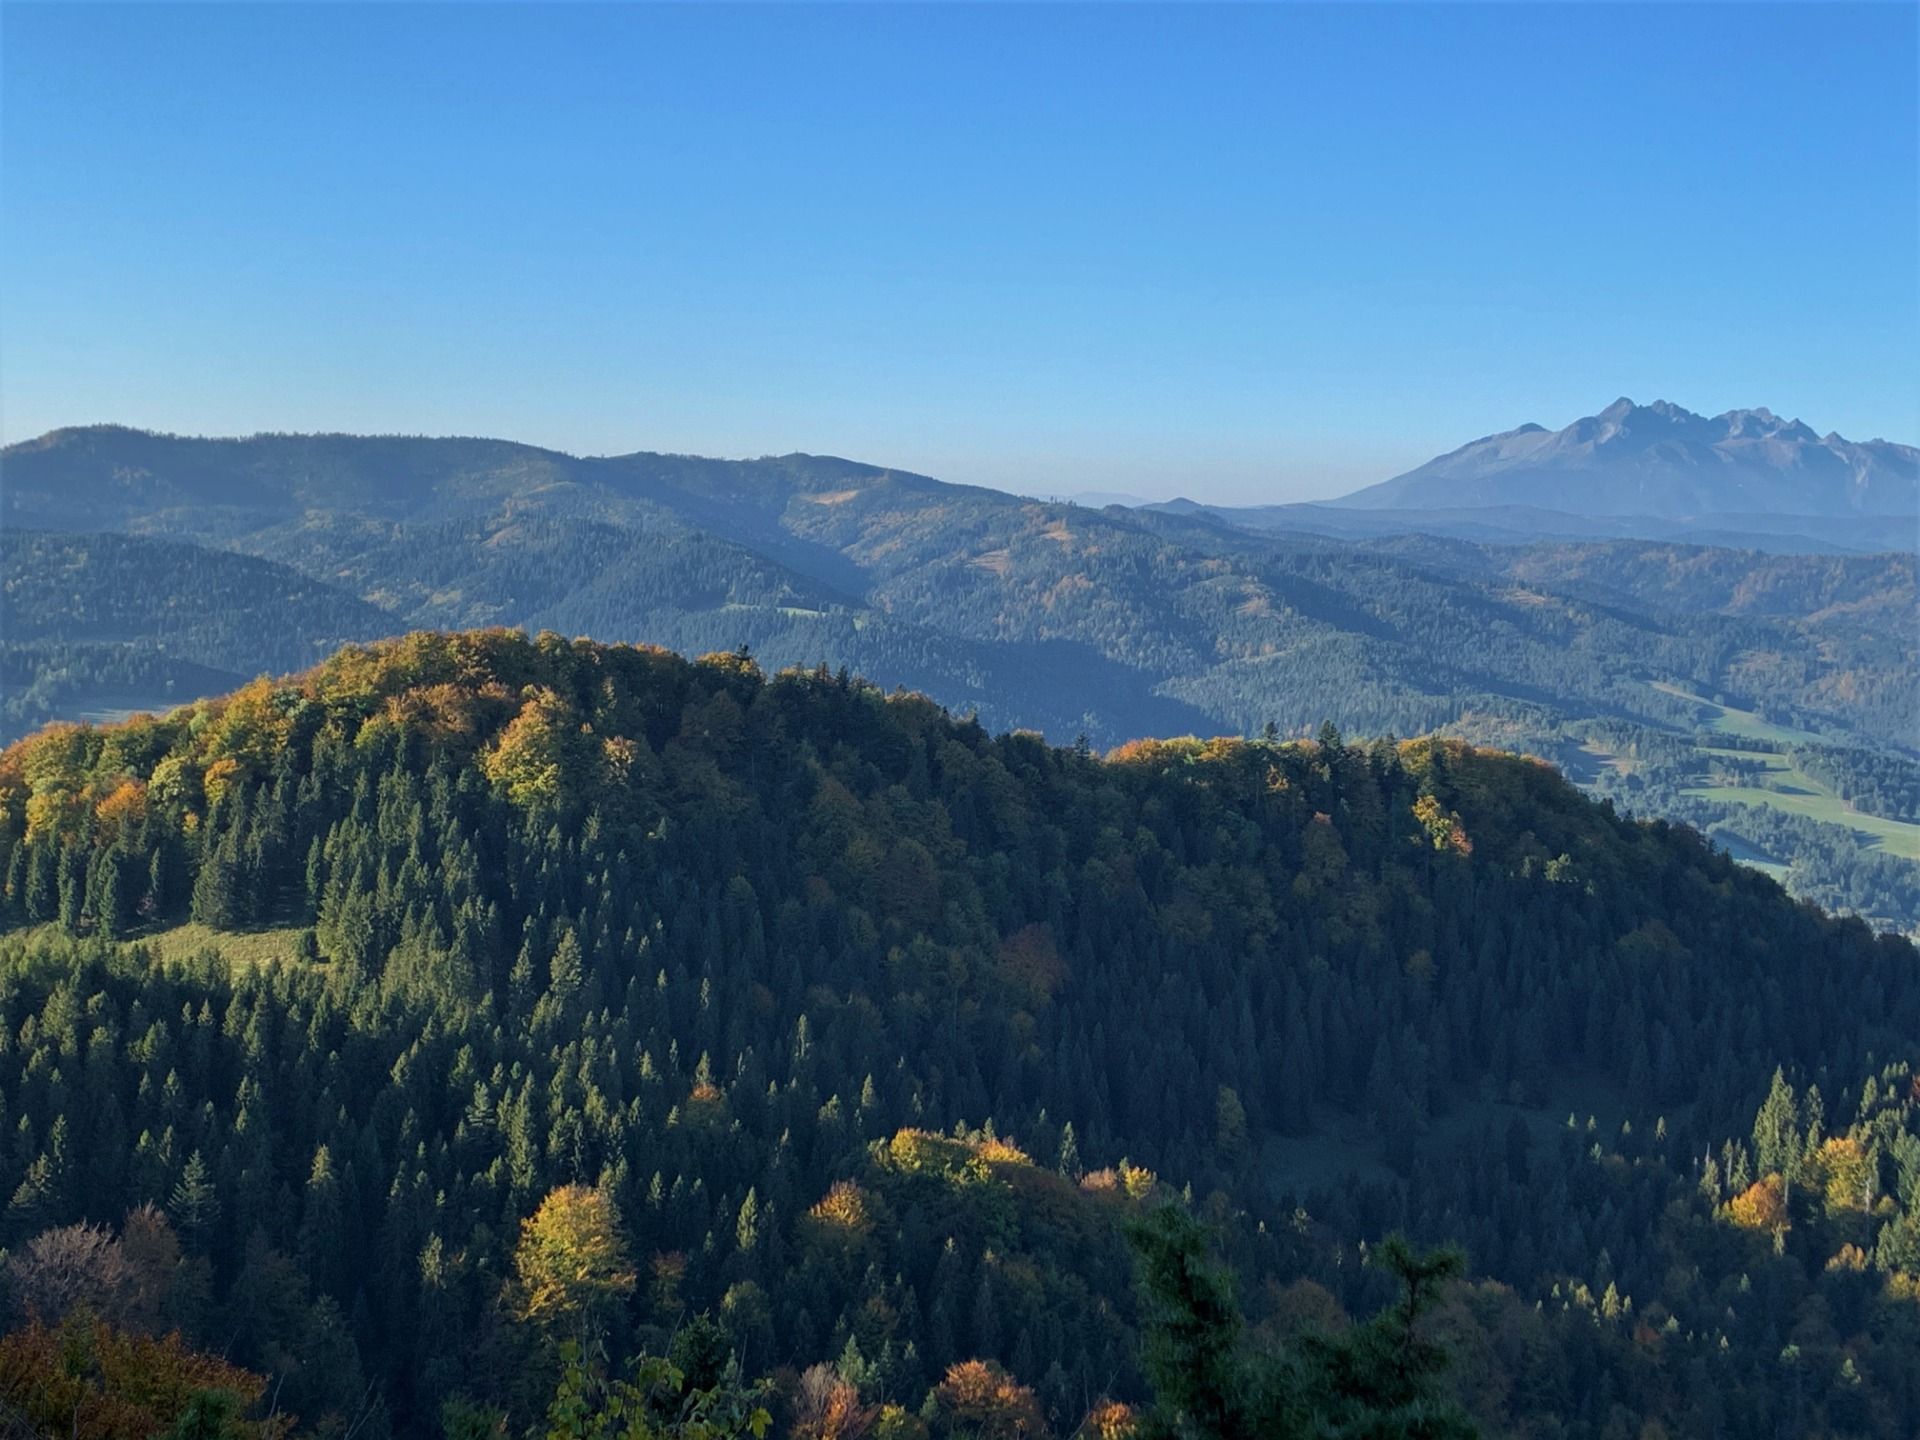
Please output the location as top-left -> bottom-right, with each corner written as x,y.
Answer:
1145,399 -> 1920,555
3,407 -> 1920,1434
3,406 -> 1917,933
1339,397 -> 1919,516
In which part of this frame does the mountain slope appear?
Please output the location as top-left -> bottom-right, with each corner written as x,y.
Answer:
5,425 -> 1916,932
0,529 -> 406,739
1144,496 -> 1909,554
1,528 -> 400,666
1337,398 -> 1920,517
15,424 -> 1903,743
2,633 -> 1918,1436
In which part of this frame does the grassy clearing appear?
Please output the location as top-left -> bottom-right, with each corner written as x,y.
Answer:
1638,684 -> 1920,859
76,699 -> 177,727
1687,784 -> 1920,859
1648,681 -> 1821,746
0,920 -> 312,973
131,922 -> 311,971
1710,830 -> 1791,880
1698,746 -> 1793,772
1577,738 -> 1638,778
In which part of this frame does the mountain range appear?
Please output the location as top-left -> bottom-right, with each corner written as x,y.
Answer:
3,412 -> 1916,932
4,412 -> 1920,1435
1334,397 -> 1920,517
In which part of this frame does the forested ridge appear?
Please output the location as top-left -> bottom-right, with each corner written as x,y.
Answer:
6,426 -> 1916,935
0,630 -> 1916,1436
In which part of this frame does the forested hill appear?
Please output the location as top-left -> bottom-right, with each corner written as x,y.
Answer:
2,631 -> 1919,1437
8,424 -> 1918,935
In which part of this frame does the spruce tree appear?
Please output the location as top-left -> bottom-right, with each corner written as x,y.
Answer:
169,1149 -> 219,1247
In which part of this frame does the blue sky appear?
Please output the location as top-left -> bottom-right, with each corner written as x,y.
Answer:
3,4 -> 1915,504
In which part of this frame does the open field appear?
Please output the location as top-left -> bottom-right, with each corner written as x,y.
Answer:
1687,782 -> 1920,859
1637,682 -> 1920,859
1710,830 -> 1791,880
1648,680 -> 1824,746
130,922 -> 312,970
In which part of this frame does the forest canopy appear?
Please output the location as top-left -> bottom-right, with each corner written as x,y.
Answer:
0,630 -> 1915,1437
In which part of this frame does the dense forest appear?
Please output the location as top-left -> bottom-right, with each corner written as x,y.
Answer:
1789,746 -> 1920,827
0,631 -> 1916,1436
6,430 -> 1916,936
0,528 -> 398,742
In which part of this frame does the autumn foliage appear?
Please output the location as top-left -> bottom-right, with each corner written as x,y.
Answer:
931,1360 -> 1045,1438
1727,1175 -> 1790,1233
513,1184 -> 638,1340
0,1316 -> 289,1440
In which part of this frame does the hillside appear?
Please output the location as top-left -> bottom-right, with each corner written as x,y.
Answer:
2,632 -> 1919,1436
1146,496 -> 1909,555
0,529 -> 404,739
1336,398 -> 1920,517
4,425 -> 1916,937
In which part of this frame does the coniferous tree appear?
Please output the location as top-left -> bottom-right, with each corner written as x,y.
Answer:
169,1150 -> 219,1249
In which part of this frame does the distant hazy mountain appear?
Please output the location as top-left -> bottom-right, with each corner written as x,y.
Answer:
4,419 -> 1911,748
1143,497 -> 1910,556
1335,398 -> 1919,517
1059,489 -> 1159,508
5,421 -> 1917,931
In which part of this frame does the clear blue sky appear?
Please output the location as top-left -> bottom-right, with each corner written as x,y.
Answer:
3,3 -> 1915,504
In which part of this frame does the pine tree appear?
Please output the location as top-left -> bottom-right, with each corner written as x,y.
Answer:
300,1143 -> 346,1299
191,834 -> 245,930
1057,1121 -> 1081,1180
735,1186 -> 761,1254
1753,1068 -> 1801,1202
146,842 -> 173,920
1128,1205 -> 1477,1439
95,847 -> 133,939
23,843 -> 56,923
169,1149 -> 219,1247
6,1155 -> 56,1241
56,844 -> 85,933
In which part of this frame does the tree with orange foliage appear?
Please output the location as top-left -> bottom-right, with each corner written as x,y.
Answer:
996,923 -> 1066,1010
1726,1174 -> 1790,1234
791,1363 -> 877,1440
93,778 -> 148,836
0,1314 -> 290,1440
930,1360 -> 1044,1439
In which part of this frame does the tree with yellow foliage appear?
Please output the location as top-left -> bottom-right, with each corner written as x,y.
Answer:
1815,1135 -> 1876,1215
1081,1400 -> 1137,1439
1412,794 -> 1472,855
513,1185 -> 637,1355
1726,1175 -> 1789,1235
483,688 -> 589,811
